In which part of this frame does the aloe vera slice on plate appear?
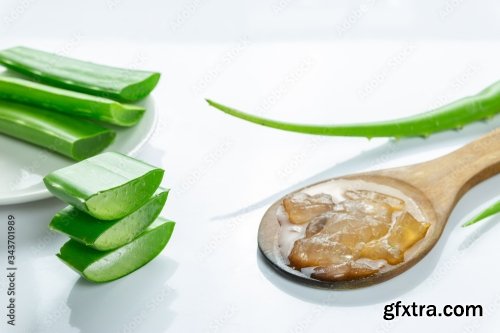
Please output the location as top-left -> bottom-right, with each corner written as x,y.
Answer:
57,218 -> 175,283
50,188 -> 169,251
0,46 -> 161,102
0,100 -> 115,160
44,152 -> 164,220
0,76 -> 145,127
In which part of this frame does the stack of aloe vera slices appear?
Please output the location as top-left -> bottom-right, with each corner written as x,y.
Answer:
44,152 -> 175,283
0,46 -> 160,160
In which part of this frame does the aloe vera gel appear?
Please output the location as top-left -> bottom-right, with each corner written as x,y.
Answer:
45,152 -> 174,283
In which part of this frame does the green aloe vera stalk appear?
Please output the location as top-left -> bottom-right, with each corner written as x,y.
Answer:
0,76 -> 145,127
0,100 -> 115,160
462,200 -> 500,227
44,152 -> 164,220
57,218 -> 175,283
206,78 -> 500,137
0,46 -> 160,102
49,188 -> 169,251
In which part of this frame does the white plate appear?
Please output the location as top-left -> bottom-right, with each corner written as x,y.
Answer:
0,98 -> 157,205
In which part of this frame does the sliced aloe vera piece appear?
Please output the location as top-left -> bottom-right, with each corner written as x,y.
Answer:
44,152 -> 164,220
57,218 -> 175,282
0,100 -> 115,160
50,188 -> 169,250
0,46 -> 160,102
0,76 -> 145,127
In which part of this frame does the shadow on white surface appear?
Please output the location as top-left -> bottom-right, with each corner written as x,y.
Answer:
212,116 -> 500,220
135,142 -> 168,171
67,257 -> 178,333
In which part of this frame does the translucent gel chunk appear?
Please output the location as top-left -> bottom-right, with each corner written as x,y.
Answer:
289,236 -> 350,269
283,193 -> 334,225
345,190 -> 405,210
310,261 -> 380,281
281,187 -> 430,281
359,241 -> 403,265
388,212 -> 430,252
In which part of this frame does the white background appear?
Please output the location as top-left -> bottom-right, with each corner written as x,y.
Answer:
1,0 -> 500,332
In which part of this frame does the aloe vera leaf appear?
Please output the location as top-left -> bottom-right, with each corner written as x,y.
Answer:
0,46 -> 160,102
206,79 -> 500,137
0,100 -> 115,160
50,188 -> 169,250
57,218 -> 175,283
462,200 -> 500,227
44,152 -> 164,220
0,76 -> 145,127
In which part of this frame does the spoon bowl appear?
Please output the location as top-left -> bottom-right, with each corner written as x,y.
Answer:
258,129 -> 500,289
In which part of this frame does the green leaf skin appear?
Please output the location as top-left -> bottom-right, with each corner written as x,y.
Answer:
57,218 -> 175,283
0,100 -> 115,160
0,76 -> 145,127
0,46 -> 160,102
44,152 -> 164,220
462,200 -> 500,227
206,80 -> 500,137
49,188 -> 169,251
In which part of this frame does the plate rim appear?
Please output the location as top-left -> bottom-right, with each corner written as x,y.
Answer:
0,104 -> 159,206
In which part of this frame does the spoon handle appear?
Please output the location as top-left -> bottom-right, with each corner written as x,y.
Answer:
378,128 -> 500,221
431,128 -> 500,190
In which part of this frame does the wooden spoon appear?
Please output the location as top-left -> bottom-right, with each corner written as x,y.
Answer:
258,128 -> 500,289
